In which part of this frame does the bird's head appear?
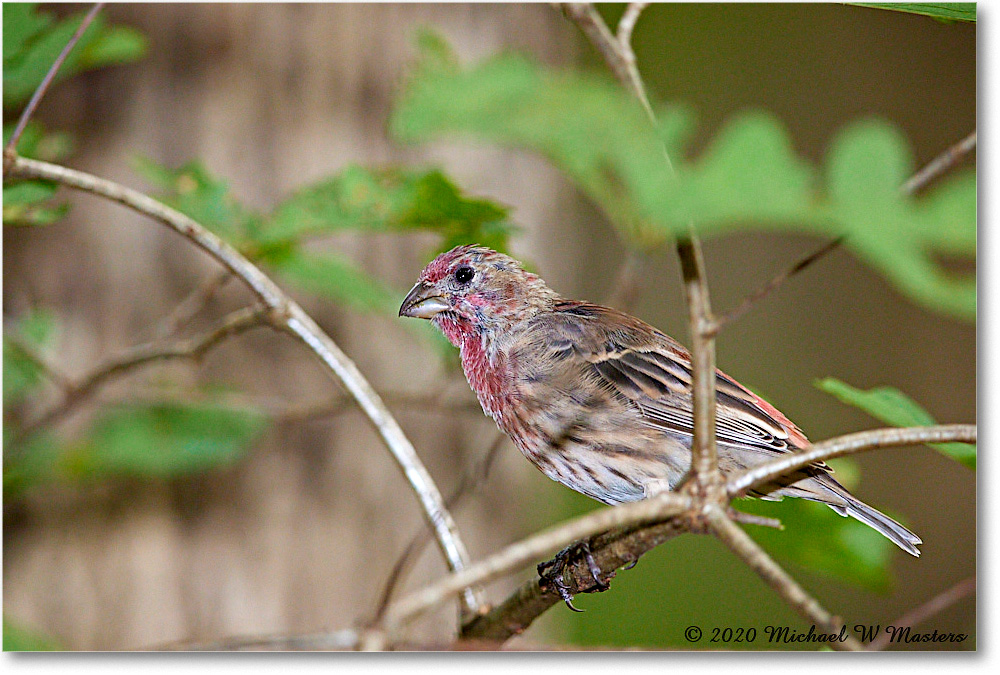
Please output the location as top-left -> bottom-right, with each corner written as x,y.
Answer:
399,245 -> 558,345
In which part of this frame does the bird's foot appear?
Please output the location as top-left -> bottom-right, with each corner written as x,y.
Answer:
537,539 -> 609,612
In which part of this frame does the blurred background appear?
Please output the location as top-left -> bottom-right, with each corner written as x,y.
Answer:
3,3 -> 975,650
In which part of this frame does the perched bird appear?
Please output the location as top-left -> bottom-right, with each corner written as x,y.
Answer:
399,245 -> 921,567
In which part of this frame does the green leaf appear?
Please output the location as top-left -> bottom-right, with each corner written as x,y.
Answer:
3,10 -> 105,108
391,34 -> 976,321
3,6 -> 147,109
738,497 -> 894,592
263,165 -> 514,254
2,121 -> 73,161
79,402 -> 269,478
132,157 -> 256,243
2,3 -> 52,63
3,180 -> 57,204
2,180 -> 67,226
3,309 -> 57,405
268,249 -> 399,314
851,3 -> 976,22
2,431 -> 64,499
2,617 -> 61,651
78,25 -> 148,69
816,377 -> 976,469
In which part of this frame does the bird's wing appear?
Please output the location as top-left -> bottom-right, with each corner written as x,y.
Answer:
536,301 -> 814,459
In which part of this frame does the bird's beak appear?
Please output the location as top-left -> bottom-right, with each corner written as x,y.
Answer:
399,281 -> 449,319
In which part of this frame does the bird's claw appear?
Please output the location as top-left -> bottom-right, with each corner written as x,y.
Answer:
537,540 -> 609,611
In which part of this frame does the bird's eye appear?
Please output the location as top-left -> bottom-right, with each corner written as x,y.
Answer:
454,265 -> 475,284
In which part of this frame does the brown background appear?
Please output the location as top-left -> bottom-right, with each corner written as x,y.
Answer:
3,3 -> 975,649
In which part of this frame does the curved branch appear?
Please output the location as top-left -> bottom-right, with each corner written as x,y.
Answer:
380,492 -> 690,632
5,154 -> 483,616
727,425 -> 977,499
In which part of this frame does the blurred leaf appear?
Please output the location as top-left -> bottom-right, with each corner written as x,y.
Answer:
3,121 -> 74,160
3,180 -> 67,226
3,4 -> 54,62
3,6 -> 146,109
2,617 -> 61,651
263,165 -> 514,254
2,431 -> 63,499
851,3 -> 976,22
3,309 -> 57,406
738,497 -> 894,592
816,377 -> 976,469
391,34 -> 975,320
268,249 -> 399,314
78,25 -> 148,69
3,180 -> 58,204
825,121 -> 975,320
77,402 -> 269,478
132,157 -> 257,243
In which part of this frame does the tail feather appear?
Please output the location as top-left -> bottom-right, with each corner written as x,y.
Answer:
778,476 -> 922,557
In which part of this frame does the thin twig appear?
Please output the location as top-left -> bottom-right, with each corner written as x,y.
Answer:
3,3 -> 105,171
676,236 -> 722,493
616,3 -> 650,47
563,3 -> 719,490
4,335 -> 75,392
372,432 -> 507,623
5,154 -> 484,617
703,505 -> 864,651
867,576 -> 976,651
711,237 -> 843,335
902,131 -> 977,195
713,128 -> 975,331
381,492 -> 690,632
16,306 -> 270,441
154,269 -> 234,339
727,425 -> 977,499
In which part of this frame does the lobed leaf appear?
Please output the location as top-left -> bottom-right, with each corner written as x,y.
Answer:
391,34 -> 976,320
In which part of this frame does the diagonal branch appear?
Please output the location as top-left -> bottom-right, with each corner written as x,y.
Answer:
867,576 -> 975,651
902,131 -> 976,195
703,505 -> 864,651
16,306 -> 270,440
3,3 -> 105,170
5,154 -> 484,617
726,424 -> 977,499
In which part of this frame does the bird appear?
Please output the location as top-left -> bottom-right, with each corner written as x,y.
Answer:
399,244 -> 921,597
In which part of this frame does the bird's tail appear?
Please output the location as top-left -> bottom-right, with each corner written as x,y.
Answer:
779,475 -> 922,557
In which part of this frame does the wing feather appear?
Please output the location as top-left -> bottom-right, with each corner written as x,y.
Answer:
534,301 -> 816,462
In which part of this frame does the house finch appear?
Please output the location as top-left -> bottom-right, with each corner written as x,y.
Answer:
400,245 -> 921,569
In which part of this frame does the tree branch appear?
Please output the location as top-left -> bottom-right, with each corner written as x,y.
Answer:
726,425 -> 977,499
3,3 -> 105,171
153,269 -> 234,339
703,505 -> 864,651
867,576 -> 975,651
17,305 -> 269,441
5,154 -> 484,616
380,492 -> 690,633
460,516 -> 686,641
902,131 -> 976,195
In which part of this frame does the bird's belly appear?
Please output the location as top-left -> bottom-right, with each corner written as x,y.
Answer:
509,422 -> 690,506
